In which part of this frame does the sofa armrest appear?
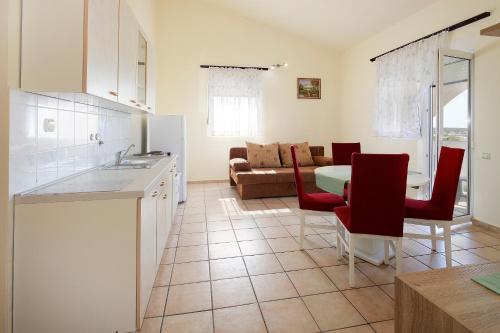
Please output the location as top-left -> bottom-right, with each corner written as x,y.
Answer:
313,156 -> 333,166
230,158 -> 252,172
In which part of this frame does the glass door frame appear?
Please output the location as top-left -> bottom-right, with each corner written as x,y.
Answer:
435,48 -> 474,220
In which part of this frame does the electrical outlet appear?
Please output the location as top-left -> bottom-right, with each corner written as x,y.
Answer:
482,152 -> 491,160
43,118 -> 55,132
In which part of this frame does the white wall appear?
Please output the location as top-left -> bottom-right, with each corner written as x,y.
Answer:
338,0 -> 500,227
155,0 -> 341,181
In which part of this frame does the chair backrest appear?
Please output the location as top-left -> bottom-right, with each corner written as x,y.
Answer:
290,145 -> 305,206
332,142 -> 361,165
349,153 -> 409,237
431,146 -> 465,220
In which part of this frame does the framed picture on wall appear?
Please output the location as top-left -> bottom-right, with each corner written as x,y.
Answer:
297,78 -> 321,99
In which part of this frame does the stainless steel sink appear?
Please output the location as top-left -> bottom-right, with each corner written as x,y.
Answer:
103,157 -> 162,170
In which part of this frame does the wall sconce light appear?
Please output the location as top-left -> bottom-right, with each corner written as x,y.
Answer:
270,62 -> 288,70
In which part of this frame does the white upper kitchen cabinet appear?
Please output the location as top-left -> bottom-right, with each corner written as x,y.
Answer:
118,0 -> 139,108
21,0 -> 156,112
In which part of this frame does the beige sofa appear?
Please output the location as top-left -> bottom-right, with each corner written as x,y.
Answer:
229,146 -> 332,200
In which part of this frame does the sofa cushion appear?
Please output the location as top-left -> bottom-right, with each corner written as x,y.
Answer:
312,156 -> 333,166
232,166 -> 317,185
246,142 -> 282,168
230,158 -> 252,171
279,142 -> 314,167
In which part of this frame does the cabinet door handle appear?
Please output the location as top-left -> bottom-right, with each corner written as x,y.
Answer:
160,181 -> 166,186
151,191 -> 159,198
162,194 -> 168,200
109,91 -> 118,97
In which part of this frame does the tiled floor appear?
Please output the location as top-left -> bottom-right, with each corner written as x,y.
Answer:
141,182 -> 500,333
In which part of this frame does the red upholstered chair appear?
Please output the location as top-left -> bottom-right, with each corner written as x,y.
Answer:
290,145 -> 346,249
404,146 -> 465,268
334,153 -> 409,287
331,142 -> 361,166
332,142 -> 361,200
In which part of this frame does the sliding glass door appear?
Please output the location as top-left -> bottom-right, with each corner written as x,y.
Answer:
432,49 -> 473,217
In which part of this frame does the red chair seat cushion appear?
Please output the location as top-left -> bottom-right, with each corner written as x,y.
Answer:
334,206 -> 352,230
302,192 -> 346,212
405,198 -> 450,221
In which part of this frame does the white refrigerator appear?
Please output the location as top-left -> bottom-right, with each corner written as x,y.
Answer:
148,115 -> 187,202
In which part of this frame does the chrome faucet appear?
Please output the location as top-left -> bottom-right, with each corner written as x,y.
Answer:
116,144 -> 135,165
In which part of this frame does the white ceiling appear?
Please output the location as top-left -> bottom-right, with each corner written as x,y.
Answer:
201,0 -> 439,49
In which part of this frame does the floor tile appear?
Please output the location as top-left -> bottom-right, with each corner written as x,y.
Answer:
208,230 -> 237,244
239,239 -> 274,256
278,215 -> 301,226
209,242 -> 242,259
166,234 -> 179,248
296,234 -> 331,249
244,253 -> 283,275
402,239 -> 432,256
322,265 -> 374,290
462,232 -> 500,246
342,287 -> 394,323
260,298 -> 319,333
160,248 -> 176,265
307,248 -> 341,267
162,310 -> 213,333
414,238 -> 461,252
413,253 -> 461,269
154,264 -> 173,287
325,324 -> 374,333
355,262 -> 395,285
171,261 -> 210,285
285,225 -> 318,237
260,226 -> 291,239
267,237 -> 301,252
287,268 -> 338,296
395,257 -> 431,274
235,228 -> 264,241
276,251 -> 317,271
207,221 -> 233,231
178,232 -> 207,246
303,292 -> 366,331
370,320 -> 394,333
145,286 -> 168,318
255,217 -> 281,228
450,250 -> 490,265
210,257 -> 248,280
181,222 -> 207,234
165,281 -> 212,315
141,317 -> 162,333
451,234 -> 485,249
213,303 -> 267,333
468,246 -> 500,261
231,219 -> 258,229
211,277 -> 256,308
182,213 -> 206,223
175,245 -> 209,263
251,272 -> 298,302
379,284 -> 395,300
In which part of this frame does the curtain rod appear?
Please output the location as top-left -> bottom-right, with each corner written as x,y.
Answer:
200,64 -> 269,71
370,11 -> 491,62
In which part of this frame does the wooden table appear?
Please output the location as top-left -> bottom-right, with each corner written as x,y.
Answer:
395,262 -> 500,333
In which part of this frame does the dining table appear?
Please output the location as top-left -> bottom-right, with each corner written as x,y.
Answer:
314,165 -> 430,266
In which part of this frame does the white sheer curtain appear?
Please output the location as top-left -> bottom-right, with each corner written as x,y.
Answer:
207,67 -> 263,137
375,32 -> 449,138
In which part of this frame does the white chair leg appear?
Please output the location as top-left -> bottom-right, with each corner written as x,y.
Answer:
444,224 -> 452,268
384,240 -> 389,265
335,218 -> 341,260
349,235 -> 355,288
395,238 -> 403,275
430,224 -> 436,251
299,210 -> 305,250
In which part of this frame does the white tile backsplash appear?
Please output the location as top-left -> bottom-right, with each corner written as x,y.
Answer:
9,90 -> 138,194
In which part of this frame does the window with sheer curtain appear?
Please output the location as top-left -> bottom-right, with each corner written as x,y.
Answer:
375,31 -> 448,138
207,67 -> 263,137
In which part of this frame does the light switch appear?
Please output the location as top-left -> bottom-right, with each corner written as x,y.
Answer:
482,152 -> 491,160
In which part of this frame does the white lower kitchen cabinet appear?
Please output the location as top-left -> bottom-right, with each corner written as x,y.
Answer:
13,157 -> 178,333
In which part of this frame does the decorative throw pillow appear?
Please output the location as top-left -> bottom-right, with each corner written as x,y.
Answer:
246,142 -> 282,168
230,158 -> 252,171
279,142 -> 314,167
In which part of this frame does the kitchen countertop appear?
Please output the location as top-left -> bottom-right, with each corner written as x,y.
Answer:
15,156 -> 177,205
